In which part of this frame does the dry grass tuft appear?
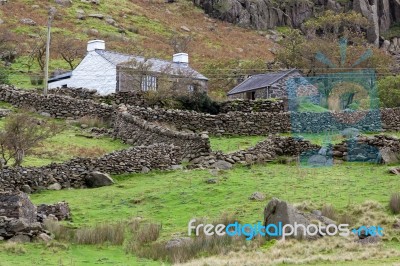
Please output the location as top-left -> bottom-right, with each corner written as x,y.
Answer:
43,219 -> 75,242
390,193 -> 400,214
1,242 -> 26,255
75,222 -> 125,245
321,204 -> 337,220
178,236 -> 400,266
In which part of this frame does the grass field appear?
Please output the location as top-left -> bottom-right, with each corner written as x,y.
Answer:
210,135 -> 266,153
0,243 -> 159,266
0,161 -> 393,265
0,114 -> 128,167
29,162 -> 400,235
24,128 -> 128,166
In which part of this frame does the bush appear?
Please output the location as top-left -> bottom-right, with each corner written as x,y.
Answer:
176,91 -> 220,114
378,76 -> 400,108
0,66 -> 9,85
389,193 -> 400,214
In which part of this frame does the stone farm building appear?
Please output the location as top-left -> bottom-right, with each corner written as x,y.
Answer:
227,69 -> 314,100
48,40 -> 208,95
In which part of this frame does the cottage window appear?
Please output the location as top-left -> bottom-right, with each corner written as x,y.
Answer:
188,84 -> 195,92
141,75 -> 157,91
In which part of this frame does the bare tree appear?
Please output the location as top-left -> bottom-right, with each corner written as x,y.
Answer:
0,112 -> 61,167
117,58 -> 153,92
53,35 -> 84,69
26,30 -> 47,72
0,26 -> 19,63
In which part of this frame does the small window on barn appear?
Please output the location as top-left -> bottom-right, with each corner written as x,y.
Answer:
141,75 -> 157,91
188,84 -> 195,92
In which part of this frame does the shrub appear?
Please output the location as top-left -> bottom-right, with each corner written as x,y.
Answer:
176,91 -> 220,114
0,66 -> 9,85
143,90 -> 181,109
378,75 -> 400,108
0,112 -> 61,167
390,193 -> 400,214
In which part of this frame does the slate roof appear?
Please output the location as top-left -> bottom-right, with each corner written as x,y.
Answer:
49,50 -> 208,82
95,50 -> 135,65
227,69 -> 297,96
48,71 -> 72,83
111,50 -> 208,80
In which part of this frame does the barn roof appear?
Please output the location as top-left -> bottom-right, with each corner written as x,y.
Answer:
227,69 -> 297,96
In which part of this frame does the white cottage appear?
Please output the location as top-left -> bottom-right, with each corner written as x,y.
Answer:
48,40 -> 208,95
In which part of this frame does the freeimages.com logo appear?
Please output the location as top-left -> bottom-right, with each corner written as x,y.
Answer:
188,219 -> 383,241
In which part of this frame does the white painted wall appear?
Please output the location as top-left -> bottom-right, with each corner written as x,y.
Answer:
49,51 -> 117,95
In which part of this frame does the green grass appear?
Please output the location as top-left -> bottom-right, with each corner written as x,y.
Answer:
0,243 -> 160,266
23,128 -> 129,167
8,56 -> 73,89
30,162 -> 400,237
0,114 -> 128,167
280,132 -> 346,146
210,135 -> 266,153
298,101 -> 329,113
382,22 -> 400,40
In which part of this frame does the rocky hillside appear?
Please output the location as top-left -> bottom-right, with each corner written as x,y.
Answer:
194,0 -> 400,46
0,0 -> 275,90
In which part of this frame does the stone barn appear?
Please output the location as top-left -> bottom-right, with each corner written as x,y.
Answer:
227,69 -> 313,100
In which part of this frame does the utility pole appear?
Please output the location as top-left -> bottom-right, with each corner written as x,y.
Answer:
43,7 -> 56,96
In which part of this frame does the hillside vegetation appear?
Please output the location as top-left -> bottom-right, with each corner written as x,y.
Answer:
0,0 -> 274,96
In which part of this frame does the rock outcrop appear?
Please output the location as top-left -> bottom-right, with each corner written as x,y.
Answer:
194,0 -> 400,45
0,192 -> 52,242
263,198 -> 336,240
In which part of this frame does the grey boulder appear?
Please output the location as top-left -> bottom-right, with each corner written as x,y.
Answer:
84,171 -> 114,188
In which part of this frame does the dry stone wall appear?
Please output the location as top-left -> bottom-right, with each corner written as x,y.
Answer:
126,106 -> 291,135
127,106 -> 400,135
0,85 -> 113,120
0,144 -> 182,192
113,112 -> 211,159
45,87 -> 148,107
219,99 -> 286,113
1,87 -> 399,136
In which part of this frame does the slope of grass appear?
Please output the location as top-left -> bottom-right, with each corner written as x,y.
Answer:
23,128 -> 129,167
2,0 -> 275,90
0,243 -> 160,266
30,162 -> 400,236
0,155 -> 392,265
0,114 -> 128,167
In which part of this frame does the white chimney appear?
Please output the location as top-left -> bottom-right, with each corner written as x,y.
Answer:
87,40 -> 105,52
173,53 -> 189,66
